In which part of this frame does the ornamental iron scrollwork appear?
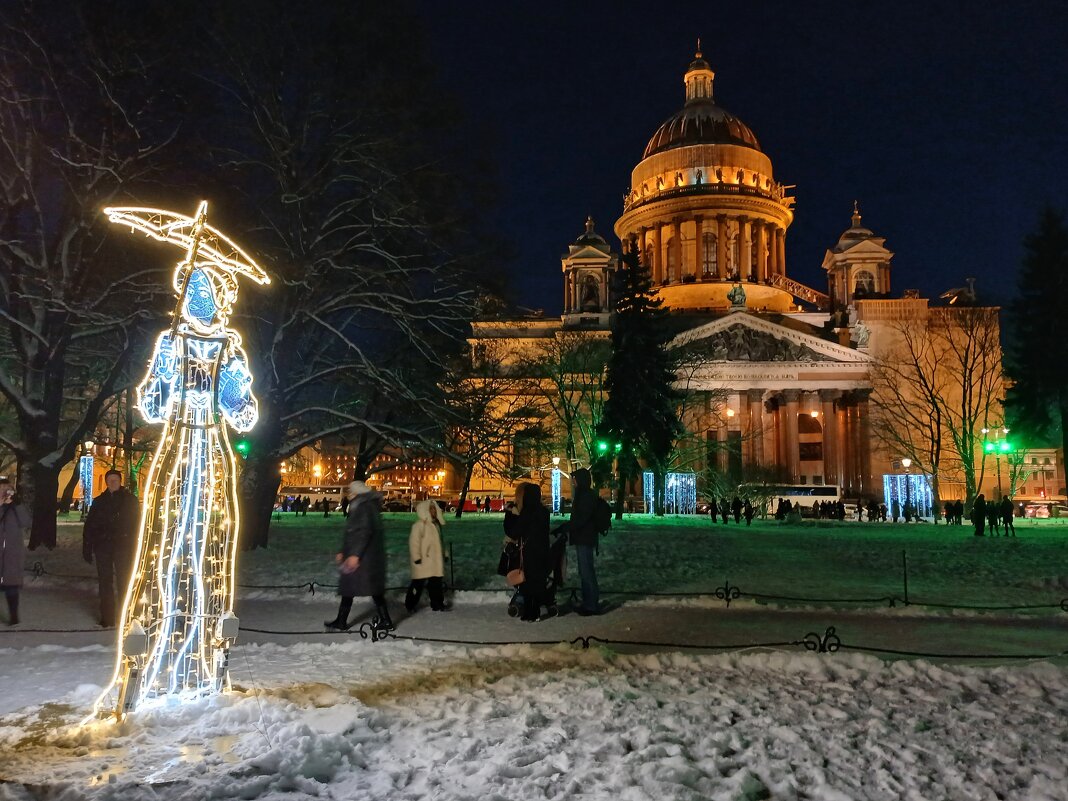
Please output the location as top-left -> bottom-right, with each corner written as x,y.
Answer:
801,626 -> 841,653
356,616 -> 396,643
714,581 -> 741,607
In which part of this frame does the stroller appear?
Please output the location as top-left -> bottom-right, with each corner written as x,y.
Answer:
506,524 -> 569,618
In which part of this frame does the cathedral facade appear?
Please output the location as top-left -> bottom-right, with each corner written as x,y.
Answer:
469,49 -> 1011,507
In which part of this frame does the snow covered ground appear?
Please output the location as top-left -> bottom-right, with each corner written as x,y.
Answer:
1,516 -> 1066,799
2,639 -> 1067,801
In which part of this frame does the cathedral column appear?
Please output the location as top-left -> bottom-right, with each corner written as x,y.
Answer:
740,218 -> 753,281
652,225 -> 663,284
672,217 -> 682,281
739,393 -> 756,467
783,389 -> 801,481
820,390 -> 839,487
748,389 -> 765,465
754,222 -> 767,284
856,389 -> 873,495
694,215 -> 704,278
716,216 -> 728,281
565,274 -> 573,312
773,226 -> 781,281
776,228 -> 786,275
840,396 -> 854,494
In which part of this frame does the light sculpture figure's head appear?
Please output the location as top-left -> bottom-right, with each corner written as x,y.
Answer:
178,266 -> 239,332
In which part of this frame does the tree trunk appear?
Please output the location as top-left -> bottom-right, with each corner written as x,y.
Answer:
653,468 -> 666,516
58,467 -> 80,514
25,463 -> 59,550
613,468 -> 625,520
239,453 -> 282,550
454,462 -> 475,519
929,473 -> 942,523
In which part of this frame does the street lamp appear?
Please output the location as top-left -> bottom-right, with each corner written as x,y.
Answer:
981,426 -> 1011,498
901,457 -> 912,522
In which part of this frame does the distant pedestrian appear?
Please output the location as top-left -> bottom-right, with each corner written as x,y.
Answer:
568,469 -> 601,616
323,497 -> 331,518
971,494 -> 986,536
0,477 -> 30,626
891,499 -> 900,522
708,497 -> 718,524
82,470 -> 140,628
341,495 -> 350,515
1000,496 -> 1015,536
405,500 -> 448,613
731,496 -> 742,524
484,496 -> 493,513
474,496 -> 482,513
325,480 -> 392,631
987,502 -> 1000,536
879,502 -> 887,521
743,499 -> 754,526
281,498 -> 290,513
720,499 -> 730,525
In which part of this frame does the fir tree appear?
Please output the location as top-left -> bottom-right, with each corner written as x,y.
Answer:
1005,207 -> 1068,457
597,243 -> 682,516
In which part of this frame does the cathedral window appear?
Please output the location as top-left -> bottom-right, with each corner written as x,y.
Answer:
702,232 -> 716,277
854,269 -> 876,296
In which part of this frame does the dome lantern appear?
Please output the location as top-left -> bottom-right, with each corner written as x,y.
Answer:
685,40 -> 715,103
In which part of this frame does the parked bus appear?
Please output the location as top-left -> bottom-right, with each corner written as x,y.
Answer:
279,484 -> 345,509
738,483 -> 842,512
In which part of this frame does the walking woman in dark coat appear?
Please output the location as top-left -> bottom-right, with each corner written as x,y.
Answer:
0,477 -> 31,625
325,480 -> 393,630
513,482 -> 550,622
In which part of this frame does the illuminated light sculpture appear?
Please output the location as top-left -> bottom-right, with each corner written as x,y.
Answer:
79,451 -> 94,513
91,202 -> 269,719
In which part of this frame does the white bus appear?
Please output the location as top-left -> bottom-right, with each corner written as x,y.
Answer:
279,484 -> 345,508
739,483 -> 842,511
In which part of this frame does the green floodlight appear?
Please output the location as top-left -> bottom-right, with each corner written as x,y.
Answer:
1000,440 -> 1012,453
984,442 -> 994,453
596,440 -> 609,454
235,439 -> 250,458
614,443 -> 622,453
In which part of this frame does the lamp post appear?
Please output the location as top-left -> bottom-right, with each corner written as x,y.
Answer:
901,457 -> 911,522
981,426 -> 1010,499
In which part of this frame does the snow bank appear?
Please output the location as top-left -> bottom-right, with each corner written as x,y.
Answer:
0,640 -> 1066,800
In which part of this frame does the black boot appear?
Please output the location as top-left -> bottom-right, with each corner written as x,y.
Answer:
5,591 -> 18,626
325,597 -> 353,630
374,602 -> 395,631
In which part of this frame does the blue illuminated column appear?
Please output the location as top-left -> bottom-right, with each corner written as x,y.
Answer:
79,452 -> 94,512
551,468 -> 561,514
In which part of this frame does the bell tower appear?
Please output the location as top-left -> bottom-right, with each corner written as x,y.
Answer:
562,217 -> 616,327
821,202 -> 894,308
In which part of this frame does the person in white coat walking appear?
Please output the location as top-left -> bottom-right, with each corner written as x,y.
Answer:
405,500 -> 449,612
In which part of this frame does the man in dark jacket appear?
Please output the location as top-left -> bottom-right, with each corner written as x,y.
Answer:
971,494 -> 986,536
1000,496 -> 1015,536
568,469 -> 600,616
325,480 -> 392,630
82,470 -> 140,627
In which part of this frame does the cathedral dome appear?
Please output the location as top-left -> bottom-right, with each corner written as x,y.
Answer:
643,102 -> 761,158
642,47 -> 761,158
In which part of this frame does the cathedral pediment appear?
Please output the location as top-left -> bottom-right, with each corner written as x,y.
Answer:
565,244 -> 614,262
670,310 -> 869,365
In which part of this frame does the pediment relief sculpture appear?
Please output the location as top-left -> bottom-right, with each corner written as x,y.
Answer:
684,324 -> 828,363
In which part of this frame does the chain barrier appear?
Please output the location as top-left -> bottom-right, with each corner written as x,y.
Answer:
25,560 -> 1068,613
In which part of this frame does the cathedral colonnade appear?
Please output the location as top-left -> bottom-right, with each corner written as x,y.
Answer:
709,388 -> 873,496
626,217 -> 786,285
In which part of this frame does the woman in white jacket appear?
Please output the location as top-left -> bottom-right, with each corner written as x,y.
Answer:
405,500 -> 449,612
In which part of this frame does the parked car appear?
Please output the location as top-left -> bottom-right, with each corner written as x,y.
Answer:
382,497 -> 412,512
1023,502 -> 1068,519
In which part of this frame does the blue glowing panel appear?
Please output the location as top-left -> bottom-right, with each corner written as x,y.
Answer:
79,455 -> 94,510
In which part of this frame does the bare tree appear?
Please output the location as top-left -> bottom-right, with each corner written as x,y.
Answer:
198,7 -> 480,546
0,8 -> 182,547
441,344 -> 547,518
870,306 -> 1003,508
519,334 -> 610,468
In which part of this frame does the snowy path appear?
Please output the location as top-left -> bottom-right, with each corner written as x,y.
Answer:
1,639 -> 1067,800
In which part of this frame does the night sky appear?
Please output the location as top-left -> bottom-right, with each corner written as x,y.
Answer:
420,1 -> 1068,315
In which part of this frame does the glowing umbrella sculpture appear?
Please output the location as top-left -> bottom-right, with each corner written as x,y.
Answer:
93,202 -> 270,718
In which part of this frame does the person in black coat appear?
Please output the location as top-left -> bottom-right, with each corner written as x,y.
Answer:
731,496 -> 743,524
325,480 -> 392,630
743,499 -> 754,526
82,470 -> 140,627
568,469 -> 600,615
1000,496 -> 1016,536
513,482 -> 550,622
971,494 -> 986,536
708,497 -> 718,524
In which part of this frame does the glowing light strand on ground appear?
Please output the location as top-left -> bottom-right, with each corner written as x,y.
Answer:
89,202 -> 269,720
